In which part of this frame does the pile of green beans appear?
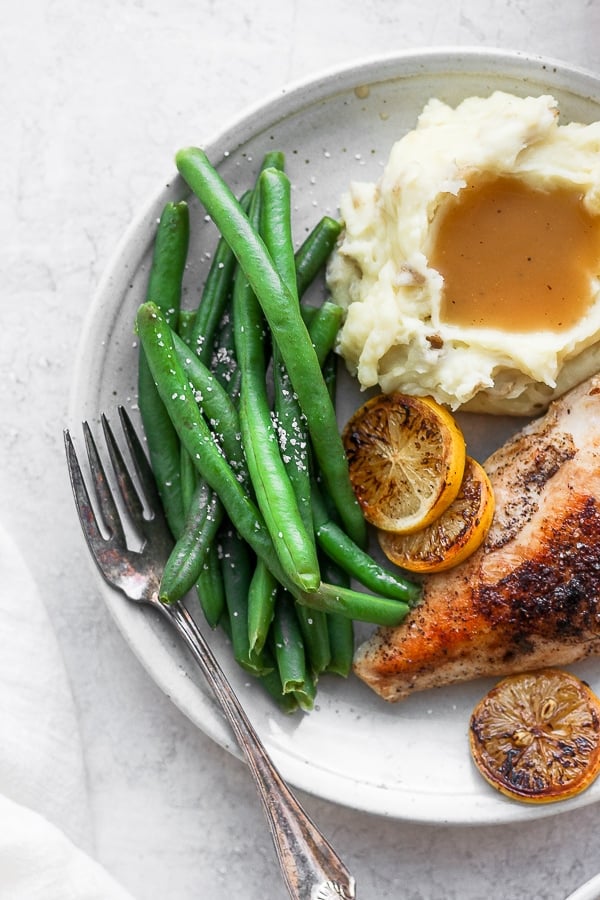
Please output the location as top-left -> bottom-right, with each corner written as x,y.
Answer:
135,147 -> 421,711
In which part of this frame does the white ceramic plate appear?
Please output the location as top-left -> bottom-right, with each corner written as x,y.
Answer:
566,872 -> 600,900
70,47 -> 600,825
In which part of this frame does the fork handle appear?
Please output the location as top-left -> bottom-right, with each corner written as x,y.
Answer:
159,601 -> 356,900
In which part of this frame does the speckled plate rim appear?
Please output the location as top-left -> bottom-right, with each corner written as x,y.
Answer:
69,46 -> 600,825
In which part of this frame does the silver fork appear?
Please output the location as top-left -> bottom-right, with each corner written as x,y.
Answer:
64,407 -> 356,900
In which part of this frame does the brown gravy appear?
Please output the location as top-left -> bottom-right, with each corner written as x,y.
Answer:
429,175 -> 600,332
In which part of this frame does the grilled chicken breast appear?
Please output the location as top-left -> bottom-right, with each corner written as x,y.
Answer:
354,373 -> 600,701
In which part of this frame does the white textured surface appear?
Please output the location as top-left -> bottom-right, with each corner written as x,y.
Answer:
4,2 -> 600,898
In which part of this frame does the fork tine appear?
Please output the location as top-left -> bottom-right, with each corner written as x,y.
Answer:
83,420 -> 127,545
100,412 -> 146,534
117,406 -> 164,515
116,407 -> 175,562
64,428 -> 112,551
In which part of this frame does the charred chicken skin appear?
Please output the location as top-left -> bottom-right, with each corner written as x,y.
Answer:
354,374 -> 600,701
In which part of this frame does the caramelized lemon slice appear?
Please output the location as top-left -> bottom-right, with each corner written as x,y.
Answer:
378,456 -> 494,572
342,393 -> 466,533
469,669 -> 600,804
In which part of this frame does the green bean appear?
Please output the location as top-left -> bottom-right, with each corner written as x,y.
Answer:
247,559 -> 278,655
178,308 -> 211,559
182,186 -> 257,601
159,481 -> 223,603
216,528 -> 298,711
321,350 -> 337,406
136,199 -> 235,638
257,666 -> 299,714
189,156 -> 280,389
294,673 -> 316,712
305,301 -> 343,367
187,233 -> 237,365
295,603 -> 331,677
236,318 -> 319,591
295,216 -> 342,298
172,335 -> 237,610
196,542 -> 226,629
315,516 -> 420,603
158,322 -> 250,606
260,150 -> 286,173
187,189 -> 253,365
271,357 -> 312,535
259,166 -> 299,304
177,308 -> 196,344
272,592 -> 314,709
326,615 -> 354,678
256,163 -> 317,676
143,200 -> 189,329
297,581 -> 410,626
219,525 -> 272,676
177,225 -> 240,585
317,555 -> 355,677
257,169 -> 334,676
210,310 -> 240,400
175,147 -> 366,549
179,446 -> 198,514
232,181 -> 320,593
308,348 -> 360,660
138,200 -> 190,538
311,484 -> 421,604
140,396 -> 181,538
260,165 -> 314,544
183,192 -> 257,635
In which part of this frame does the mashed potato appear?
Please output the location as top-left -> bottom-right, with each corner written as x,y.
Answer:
327,91 -> 600,414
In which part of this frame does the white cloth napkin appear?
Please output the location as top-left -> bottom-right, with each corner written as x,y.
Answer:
0,521 -> 135,899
